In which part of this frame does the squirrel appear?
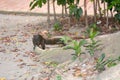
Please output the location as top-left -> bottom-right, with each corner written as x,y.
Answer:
32,34 -> 45,50
32,34 -> 65,50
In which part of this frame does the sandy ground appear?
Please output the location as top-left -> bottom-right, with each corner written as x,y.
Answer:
0,14 -> 48,80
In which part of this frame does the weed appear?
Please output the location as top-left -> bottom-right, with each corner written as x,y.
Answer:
56,75 -> 62,80
85,23 -> 101,56
64,39 -> 87,61
95,53 -> 109,72
95,54 -> 120,72
60,36 -> 72,45
53,22 -> 62,31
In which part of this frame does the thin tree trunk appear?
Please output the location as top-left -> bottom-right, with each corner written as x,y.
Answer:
97,0 -> 102,17
103,1 -> 106,17
110,10 -> 113,18
65,4 -> 68,16
106,6 -> 109,28
96,0 -> 97,13
84,0 -> 88,28
47,0 -> 50,25
93,0 -> 97,23
62,5 -> 64,17
53,0 -> 57,21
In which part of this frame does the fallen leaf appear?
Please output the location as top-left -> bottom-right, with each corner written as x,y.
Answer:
42,77 -> 50,80
18,39 -> 27,43
0,49 -> 6,52
11,48 -> 19,52
1,36 -> 11,43
73,69 -> 81,77
15,59 -> 23,62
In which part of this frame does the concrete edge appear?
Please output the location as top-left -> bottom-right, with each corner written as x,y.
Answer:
0,10 -> 62,16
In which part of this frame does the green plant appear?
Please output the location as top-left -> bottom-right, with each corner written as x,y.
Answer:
64,39 -> 87,60
95,53 -> 109,72
56,75 -> 62,80
53,22 -> 62,31
107,56 -> 120,68
60,36 -> 72,45
95,54 -> 120,72
44,61 -> 59,67
85,23 -> 100,56
115,13 -> 120,23
30,0 -> 47,10
86,40 -> 101,56
69,4 -> 83,21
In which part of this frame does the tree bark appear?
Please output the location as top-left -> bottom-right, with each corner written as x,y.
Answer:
103,1 -> 106,17
62,5 -> 64,17
97,0 -> 102,18
53,0 -> 57,21
84,0 -> 88,28
65,4 -> 68,16
93,0 -> 97,23
106,5 -> 109,28
47,0 -> 50,25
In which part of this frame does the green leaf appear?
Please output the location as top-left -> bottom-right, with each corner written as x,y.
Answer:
63,46 -> 74,50
30,1 -> 38,10
72,55 -> 77,61
38,0 -> 42,7
79,39 -> 87,46
107,62 -> 117,68
97,53 -> 105,63
43,0 -> 47,4
56,75 -> 62,80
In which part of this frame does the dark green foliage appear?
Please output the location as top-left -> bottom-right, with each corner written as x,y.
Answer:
101,0 -> 120,22
67,0 -> 74,5
57,0 -> 66,5
95,53 -> 106,72
69,4 -> 83,20
96,54 -> 120,72
115,13 -> 120,22
30,0 -> 47,10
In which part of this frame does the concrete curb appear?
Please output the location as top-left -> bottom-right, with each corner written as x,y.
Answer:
0,10 -> 62,16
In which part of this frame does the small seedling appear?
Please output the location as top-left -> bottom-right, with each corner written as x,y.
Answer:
95,53 -> 108,72
60,36 -> 72,45
64,39 -> 87,61
56,75 -> 62,80
85,23 -> 101,56
95,54 -> 120,72
53,22 -> 62,31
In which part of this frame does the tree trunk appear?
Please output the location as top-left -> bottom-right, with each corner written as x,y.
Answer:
97,0 -> 102,18
106,6 -> 109,28
103,1 -> 106,17
62,5 -> 64,17
65,4 -> 68,16
47,0 -> 50,25
53,0 -> 57,21
93,0 -> 97,23
110,10 -> 113,18
84,0 -> 88,28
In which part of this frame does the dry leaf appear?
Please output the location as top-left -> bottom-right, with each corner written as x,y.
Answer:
42,77 -> 50,80
15,59 -> 23,62
11,48 -> 19,52
73,69 -> 81,77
